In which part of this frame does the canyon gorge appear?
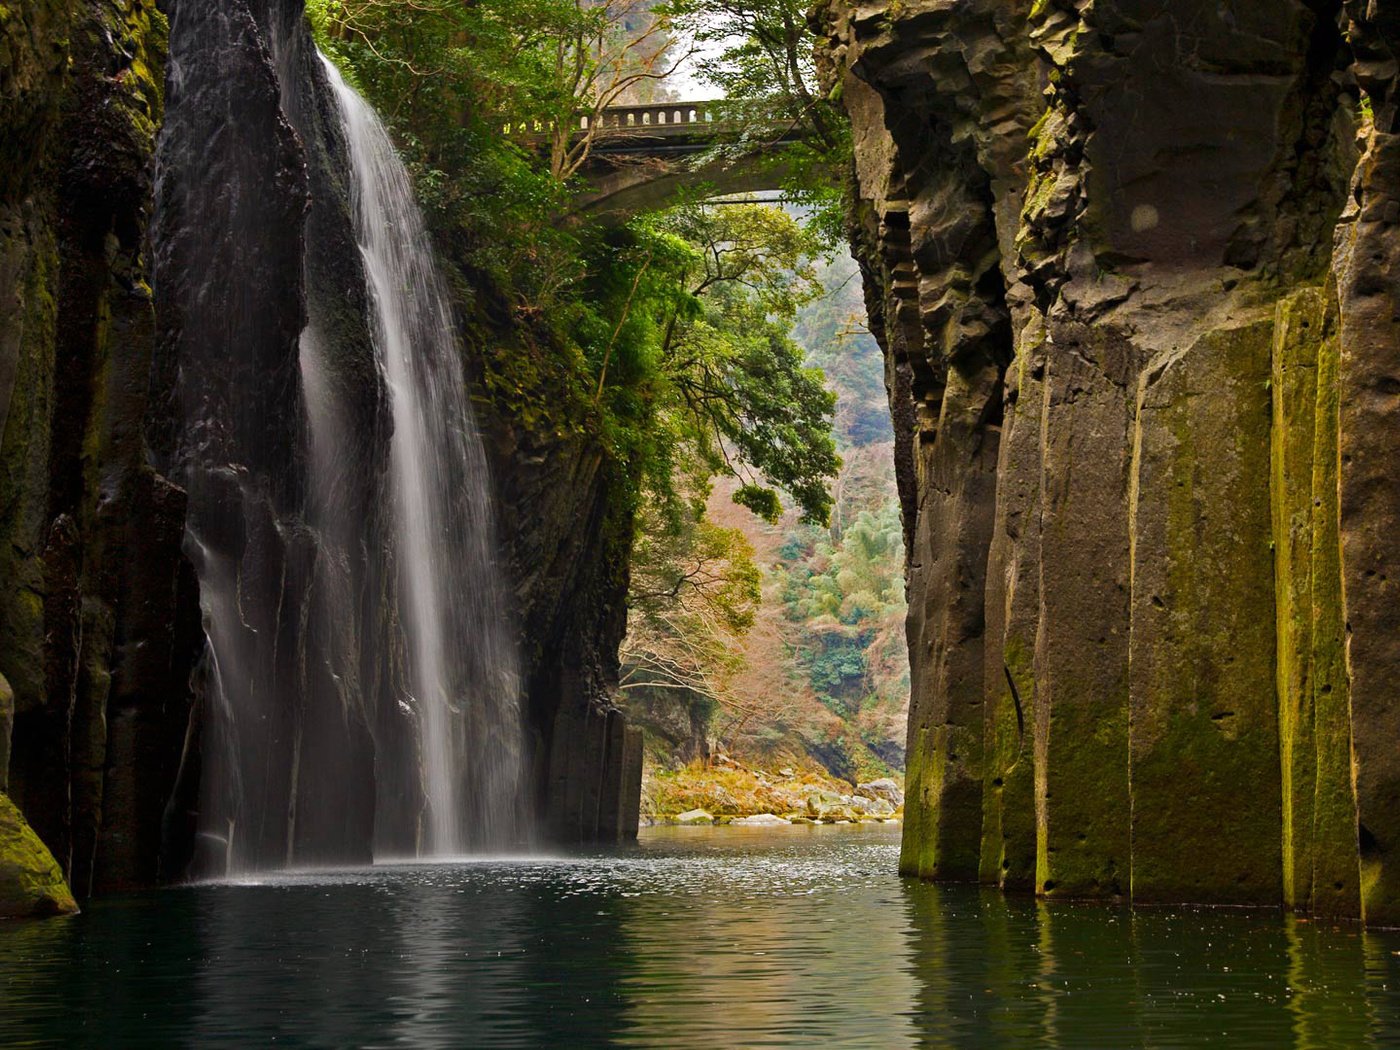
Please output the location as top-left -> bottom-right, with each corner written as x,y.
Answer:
1,0 -> 1400,940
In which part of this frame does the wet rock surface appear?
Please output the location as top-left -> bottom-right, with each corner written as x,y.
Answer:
0,0 -> 643,892
0,0 -> 200,895
156,0 -> 643,864
476,412 -> 644,846
0,791 -> 77,918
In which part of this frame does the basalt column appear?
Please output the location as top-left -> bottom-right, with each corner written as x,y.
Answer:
1018,0 -> 1353,906
819,0 -> 1400,918
1333,0 -> 1400,927
155,0 -> 399,871
0,0 -> 200,895
817,0 -> 1041,881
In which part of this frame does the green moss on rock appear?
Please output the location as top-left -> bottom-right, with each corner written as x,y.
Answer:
1303,288 -> 1360,918
1269,286 -> 1360,917
1271,288 -> 1324,910
899,724 -> 942,878
1128,319 -> 1282,905
981,635 -> 1036,888
1034,324 -> 1136,900
979,330 -> 1045,893
0,0 -> 72,201
0,205 -> 59,718
0,791 -> 76,917
0,671 -> 11,791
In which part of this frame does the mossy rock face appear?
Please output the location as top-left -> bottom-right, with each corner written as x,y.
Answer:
0,792 -> 77,918
0,0 -> 72,201
979,329 -> 1047,894
1128,319 -> 1283,905
1033,322 -> 1138,900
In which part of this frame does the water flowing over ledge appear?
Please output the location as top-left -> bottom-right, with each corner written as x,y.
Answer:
320,54 -> 525,858
159,5 -> 526,874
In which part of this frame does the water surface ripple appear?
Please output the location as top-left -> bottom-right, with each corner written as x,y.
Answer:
2,825 -> 1397,1047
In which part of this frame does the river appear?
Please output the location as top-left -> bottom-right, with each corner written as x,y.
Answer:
2,824 -> 1397,1047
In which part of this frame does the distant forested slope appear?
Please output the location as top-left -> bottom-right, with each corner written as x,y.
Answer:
626,252 -> 908,783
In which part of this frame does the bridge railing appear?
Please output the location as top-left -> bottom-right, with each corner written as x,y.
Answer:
587,101 -> 726,132
504,100 -> 733,141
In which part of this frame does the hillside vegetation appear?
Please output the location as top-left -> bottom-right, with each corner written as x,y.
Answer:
626,253 -> 909,815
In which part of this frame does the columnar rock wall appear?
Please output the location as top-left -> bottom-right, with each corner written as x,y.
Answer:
156,0 -> 642,863
0,0 -> 200,894
818,0 -> 1400,923
477,409 -> 644,845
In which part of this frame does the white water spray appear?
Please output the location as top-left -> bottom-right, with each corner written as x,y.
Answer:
321,56 -> 524,854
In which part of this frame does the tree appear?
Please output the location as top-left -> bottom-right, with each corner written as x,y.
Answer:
668,0 -> 852,241
613,203 -> 842,750
621,496 -> 761,707
535,0 -> 693,180
311,0 -> 693,181
671,0 -> 836,140
619,202 -> 841,525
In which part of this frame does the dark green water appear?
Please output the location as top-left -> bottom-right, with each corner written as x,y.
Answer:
2,824 -> 1397,1048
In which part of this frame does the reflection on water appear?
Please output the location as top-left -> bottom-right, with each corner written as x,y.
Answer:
1,824 -> 1397,1048
898,881 -> 1397,1048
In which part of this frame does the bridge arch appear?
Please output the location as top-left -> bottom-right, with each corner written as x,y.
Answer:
511,100 -> 802,219
577,148 -> 795,217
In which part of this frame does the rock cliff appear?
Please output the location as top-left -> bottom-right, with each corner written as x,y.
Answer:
818,0 -> 1400,923
0,0 -> 200,895
153,0 -> 642,866
0,0 -> 640,893
475,399 -> 644,845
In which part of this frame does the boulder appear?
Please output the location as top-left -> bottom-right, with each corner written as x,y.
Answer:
0,793 -> 78,918
852,795 -> 896,817
805,791 -> 846,817
732,813 -> 787,826
675,809 -> 714,825
856,778 -> 904,806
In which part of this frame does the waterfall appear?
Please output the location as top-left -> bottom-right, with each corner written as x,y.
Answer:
318,56 -> 524,856
160,0 -> 526,874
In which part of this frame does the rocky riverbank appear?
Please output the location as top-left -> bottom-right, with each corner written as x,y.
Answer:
642,756 -> 904,826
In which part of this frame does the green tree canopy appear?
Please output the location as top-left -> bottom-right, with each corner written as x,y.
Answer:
628,203 -> 840,525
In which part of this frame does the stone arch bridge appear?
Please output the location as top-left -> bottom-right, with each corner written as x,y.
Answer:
515,101 -> 802,217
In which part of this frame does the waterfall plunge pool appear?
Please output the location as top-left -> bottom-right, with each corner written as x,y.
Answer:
2,824 -> 1398,1047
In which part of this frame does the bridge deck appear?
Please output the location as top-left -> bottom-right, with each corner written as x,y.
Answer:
509,101 -> 754,153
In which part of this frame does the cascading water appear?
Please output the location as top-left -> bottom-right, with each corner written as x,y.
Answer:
165,1 -> 525,869
318,56 -> 525,856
